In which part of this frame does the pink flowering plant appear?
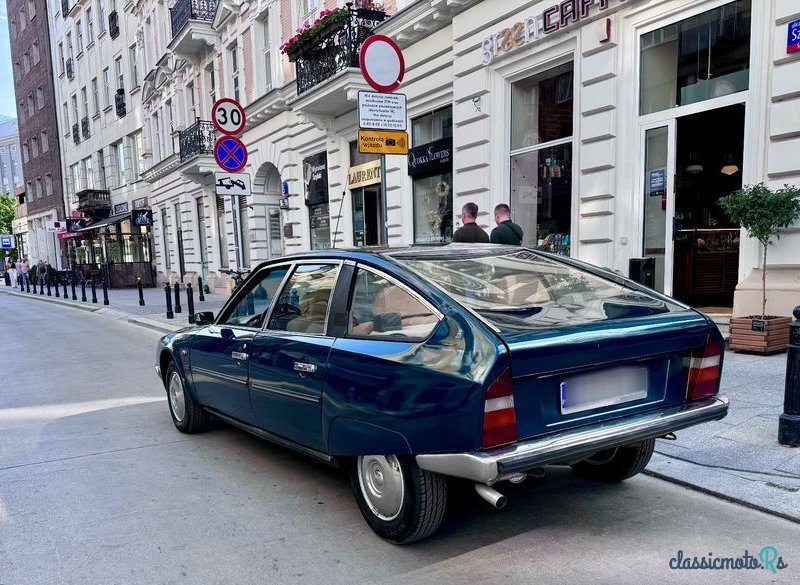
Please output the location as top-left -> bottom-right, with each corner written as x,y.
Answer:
280,7 -> 351,56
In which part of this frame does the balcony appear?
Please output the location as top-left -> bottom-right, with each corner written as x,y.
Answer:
169,0 -> 218,58
289,6 -> 385,116
81,116 -> 90,139
109,10 -> 119,39
115,89 -> 126,117
176,119 -> 217,176
66,58 -> 74,81
76,189 -> 111,213
72,123 -> 80,145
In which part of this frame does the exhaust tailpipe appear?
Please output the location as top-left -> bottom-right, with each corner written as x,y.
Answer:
474,483 -> 507,509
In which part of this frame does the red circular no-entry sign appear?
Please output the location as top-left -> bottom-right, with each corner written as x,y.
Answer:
359,35 -> 405,93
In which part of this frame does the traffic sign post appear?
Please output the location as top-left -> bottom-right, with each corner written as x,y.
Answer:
214,136 -> 248,173
212,98 -> 247,135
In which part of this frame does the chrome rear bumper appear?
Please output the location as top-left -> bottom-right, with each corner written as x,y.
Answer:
416,395 -> 728,484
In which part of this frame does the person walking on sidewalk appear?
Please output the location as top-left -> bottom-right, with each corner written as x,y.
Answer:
19,259 -> 29,288
6,257 -> 16,288
490,203 -> 524,245
452,202 -> 490,243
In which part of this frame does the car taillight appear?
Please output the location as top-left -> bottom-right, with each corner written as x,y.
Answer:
482,368 -> 517,449
686,337 -> 722,400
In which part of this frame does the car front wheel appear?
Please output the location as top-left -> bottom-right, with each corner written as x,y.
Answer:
570,438 -> 655,483
350,455 -> 448,544
165,362 -> 208,434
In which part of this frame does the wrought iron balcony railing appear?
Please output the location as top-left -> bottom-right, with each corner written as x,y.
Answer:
81,117 -> 90,139
76,189 -> 111,212
109,10 -> 120,39
61,0 -> 70,17
115,89 -> 126,117
72,123 -> 80,145
66,58 -> 74,80
170,0 -> 218,39
179,119 -> 216,162
291,7 -> 386,96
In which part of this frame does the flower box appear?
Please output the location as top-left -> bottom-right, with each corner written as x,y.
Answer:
729,316 -> 791,354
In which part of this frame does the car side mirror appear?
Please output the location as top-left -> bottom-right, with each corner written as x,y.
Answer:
194,311 -> 215,326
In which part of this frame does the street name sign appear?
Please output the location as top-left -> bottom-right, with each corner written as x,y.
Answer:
358,91 -> 407,130
359,35 -> 405,93
358,130 -> 409,155
215,172 -> 252,196
212,98 -> 247,135
214,136 -> 248,172
789,18 -> 800,54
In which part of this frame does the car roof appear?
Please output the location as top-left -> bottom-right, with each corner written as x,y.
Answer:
263,244 -> 525,263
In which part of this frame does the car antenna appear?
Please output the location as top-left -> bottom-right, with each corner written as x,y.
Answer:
332,190 -> 345,249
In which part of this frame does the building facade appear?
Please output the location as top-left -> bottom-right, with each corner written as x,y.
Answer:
135,0 -> 798,316
7,0 -> 66,268
0,117 -> 27,257
49,0 -> 153,286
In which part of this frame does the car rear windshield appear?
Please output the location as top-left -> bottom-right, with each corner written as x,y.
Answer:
396,249 -> 685,331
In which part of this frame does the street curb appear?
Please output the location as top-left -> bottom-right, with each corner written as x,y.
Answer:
127,317 -> 174,334
0,287 -> 101,313
643,469 -> 800,525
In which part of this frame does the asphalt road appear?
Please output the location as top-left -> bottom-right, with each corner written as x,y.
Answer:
1,291 -> 798,585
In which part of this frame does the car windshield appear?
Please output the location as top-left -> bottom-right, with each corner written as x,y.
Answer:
395,249 -> 684,331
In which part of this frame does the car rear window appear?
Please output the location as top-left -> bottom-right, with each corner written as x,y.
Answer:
396,249 -> 684,331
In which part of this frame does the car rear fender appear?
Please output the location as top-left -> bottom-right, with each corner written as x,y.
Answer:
326,417 -> 412,456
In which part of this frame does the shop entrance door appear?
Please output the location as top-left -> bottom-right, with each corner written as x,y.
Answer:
352,185 -> 384,247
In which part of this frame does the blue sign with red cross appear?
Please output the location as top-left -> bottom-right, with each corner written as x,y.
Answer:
789,19 -> 800,54
214,136 -> 248,172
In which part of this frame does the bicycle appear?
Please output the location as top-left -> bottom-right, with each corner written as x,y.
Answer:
219,268 -> 250,294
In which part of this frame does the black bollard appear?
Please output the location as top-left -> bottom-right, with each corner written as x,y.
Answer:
174,282 -> 182,314
90,280 -> 97,304
779,306 -> 800,447
102,279 -> 109,306
198,276 -> 205,302
165,284 -> 174,319
71,281 -> 77,301
55,277 -> 60,298
62,280 -> 68,299
137,278 -> 145,306
187,283 -> 196,324
46,278 -> 51,297
81,281 -> 87,302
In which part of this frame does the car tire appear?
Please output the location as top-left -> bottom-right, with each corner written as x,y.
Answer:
570,438 -> 655,483
165,362 -> 208,434
350,455 -> 448,544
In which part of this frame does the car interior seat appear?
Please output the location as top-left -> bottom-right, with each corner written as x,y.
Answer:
286,289 -> 331,333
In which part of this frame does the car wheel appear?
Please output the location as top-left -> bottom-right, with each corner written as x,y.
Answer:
350,455 -> 448,544
570,438 -> 655,483
165,362 -> 208,434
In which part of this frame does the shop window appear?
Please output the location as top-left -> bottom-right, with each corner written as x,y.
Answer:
305,152 -> 330,250
411,108 -> 452,145
640,0 -> 751,115
196,198 -> 208,264
411,107 -> 453,244
510,63 -> 574,253
309,203 -> 331,250
161,208 -> 171,269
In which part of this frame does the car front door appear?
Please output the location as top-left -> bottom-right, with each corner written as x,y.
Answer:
247,262 -> 342,452
191,264 -> 290,424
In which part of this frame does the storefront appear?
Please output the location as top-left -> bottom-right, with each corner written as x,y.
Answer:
347,145 -> 384,247
409,108 -> 453,244
304,152 -> 330,250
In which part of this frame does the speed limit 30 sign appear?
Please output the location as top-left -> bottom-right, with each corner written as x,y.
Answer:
212,98 -> 246,135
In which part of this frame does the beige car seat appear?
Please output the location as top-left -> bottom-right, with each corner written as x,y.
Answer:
286,288 -> 331,333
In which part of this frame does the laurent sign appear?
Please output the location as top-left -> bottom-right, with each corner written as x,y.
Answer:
348,160 -> 382,189
482,0 -> 619,65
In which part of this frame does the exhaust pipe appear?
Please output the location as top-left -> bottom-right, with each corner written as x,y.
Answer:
474,483 -> 507,509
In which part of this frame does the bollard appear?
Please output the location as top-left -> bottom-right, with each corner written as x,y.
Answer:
137,278 -> 145,306
71,280 -> 77,301
102,279 -> 109,306
164,284 -> 174,319
174,282 -> 182,314
46,278 -> 51,297
90,280 -> 97,304
62,280 -> 68,299
55,277 -> 60,298
779,306 -> 800,447
80,281 -> 87,302
187,283 -> 196,324
198,276 -> 205,302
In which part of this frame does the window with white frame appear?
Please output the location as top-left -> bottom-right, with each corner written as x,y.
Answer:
31,137 -> 38,158
98,0 -> 106,33
23,53 -> 30,74
227,42 -> 240,103
36,86 -> 44,109
114,56 -> 124,91
206,66 -> 216,107
27,0 -> 35,19
86,8 -> 94,43
112,141 -> 126,187
41,131 -> 48,153
91,78 -> 99,114
58,43 -> 65,75
128,132 -> 141,181
45,173 -> 53,196
161,208 -> 171,269
76,22 -> 84,54
27,94 -> 34,117
71,95 -> 79,125
81,87 -> 89,120
97,149 -> 107,189
62,102 -> 69,132
35,178 -> 42,200
165,100 -> 174,155
129,45 -> 138,87
70,164 -> 80,198
66,32 -> 73,59
102,68 -> 111,107
258,13 -> 272,95
152,112 -> 162,162
301,0 -> 319,22
32,41 -> 40,64
83,157 -> 94,189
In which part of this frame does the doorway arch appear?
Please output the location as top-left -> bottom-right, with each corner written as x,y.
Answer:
251,162 -> 284,261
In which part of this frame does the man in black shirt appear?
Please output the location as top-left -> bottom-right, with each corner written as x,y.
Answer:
490,203 -> 524,245
452,202 -> 490,243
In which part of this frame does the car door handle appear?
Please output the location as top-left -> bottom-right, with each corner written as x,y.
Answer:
231,351 -> 249,361
293,362 -> 317,374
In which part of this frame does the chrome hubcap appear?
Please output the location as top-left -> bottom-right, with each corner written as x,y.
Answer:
168,371 -> 186,423
357,455 -> 404,521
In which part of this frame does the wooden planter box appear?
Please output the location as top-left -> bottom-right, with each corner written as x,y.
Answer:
729,316 -> 791,354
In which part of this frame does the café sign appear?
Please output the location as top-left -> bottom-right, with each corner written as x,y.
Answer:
482,0 -> 620,65
348,160 -> 382,189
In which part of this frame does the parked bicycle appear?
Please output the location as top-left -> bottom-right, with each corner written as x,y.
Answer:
219,268 -> 250,294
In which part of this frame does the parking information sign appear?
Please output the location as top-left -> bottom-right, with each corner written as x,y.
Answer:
0,234 -> 14,249
788,18 -> 800,54
215,172 -> 252,196
214,136 -> 248,172
358,91 -> 407,130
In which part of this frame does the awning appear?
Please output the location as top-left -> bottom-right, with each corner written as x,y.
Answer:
75,212 -> 131,232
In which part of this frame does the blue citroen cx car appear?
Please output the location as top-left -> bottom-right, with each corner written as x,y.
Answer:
155,245 -> 727,543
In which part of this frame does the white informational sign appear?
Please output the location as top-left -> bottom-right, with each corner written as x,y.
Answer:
358,91 -> 407,131
215,172 -> 252,197
212,98 -> 247,135
45,220 -> 66,232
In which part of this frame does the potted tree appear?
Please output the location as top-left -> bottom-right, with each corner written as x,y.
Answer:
719,183 -> 800,353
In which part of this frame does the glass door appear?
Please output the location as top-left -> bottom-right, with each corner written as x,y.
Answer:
641,121 -> 676,294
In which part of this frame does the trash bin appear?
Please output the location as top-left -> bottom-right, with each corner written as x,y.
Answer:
629,257 -> 655,289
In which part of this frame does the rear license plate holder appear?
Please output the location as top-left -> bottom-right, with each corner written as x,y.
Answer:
559,366 -> 649,415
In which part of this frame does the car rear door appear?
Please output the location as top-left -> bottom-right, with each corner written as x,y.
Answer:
247,262 -> 342,452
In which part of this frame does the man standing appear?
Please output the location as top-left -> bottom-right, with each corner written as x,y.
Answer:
19,258 -> 29,288
490,203 -> 524,245
452,202 -> 489,243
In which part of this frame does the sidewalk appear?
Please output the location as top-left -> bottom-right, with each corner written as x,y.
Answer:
2,281 -> 798,522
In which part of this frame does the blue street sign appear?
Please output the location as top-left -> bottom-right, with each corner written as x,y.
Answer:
789,18 -> 800,55
214,136 -> 248,172
0,235 -> 14,249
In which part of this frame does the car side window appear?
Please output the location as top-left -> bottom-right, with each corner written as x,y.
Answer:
267,264 -> 339,334
347,269 -> 439,340
218,266 -> 289,327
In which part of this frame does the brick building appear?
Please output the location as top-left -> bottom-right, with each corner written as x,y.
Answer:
7,0 -> 65,267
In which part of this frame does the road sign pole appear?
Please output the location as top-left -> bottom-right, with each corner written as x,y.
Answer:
230,194 -> 242,271
380,154 -> 388,245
